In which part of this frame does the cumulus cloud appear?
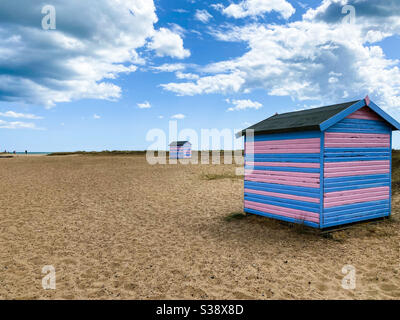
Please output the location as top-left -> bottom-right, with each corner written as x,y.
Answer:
148,27 -> 190,59
219,0 -> 295,19
195,9 -> 213,23
0,0 -> 189,108
162,0 -> 400,109
0,110 -> 43,119
171,113 -> 185,119
175,71 -> 199,80
137,101 -> 151,109
93,114 -> 101,119
151,63 -> 186,72
226,98 -> 262,111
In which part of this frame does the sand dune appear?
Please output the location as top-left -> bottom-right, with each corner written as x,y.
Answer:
0,155 -> 399,299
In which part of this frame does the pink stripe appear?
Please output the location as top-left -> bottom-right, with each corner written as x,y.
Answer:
252,148 -> 320,154
346,107 -> 382,120
324,160 -> 390,168
324,195 -> 389,208
325,143 -> 390,148
325,138 -> 390,143
324,186 -> 389,198
324,169 -> 389,178
324,165 -> 389,173
325,191 -> 389,204
245,169 -> 320,178
246,175 -> 319,185
245,161 -> 320,168
245,176 -> 319,188
245,201 -> 319,223
244,188 -> 320,203
325,132 -> 389,139
246,138 -> 320,146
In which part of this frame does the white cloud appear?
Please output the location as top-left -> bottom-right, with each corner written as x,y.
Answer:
93,114 -> 101,119
0,110 -> 43,119
162,0 -> 400,109
158,115 -> 164,119
149,27 -> 190,59
0,119 -> 41,129
175,71 -> 199,80
220,0 -> 295,19
0,0 -> 188,107
151,63 -> 186,72
226,98 -> 262,111
195,9 -> 213,23
171,113 -> 185,119
137,101 -> 151,109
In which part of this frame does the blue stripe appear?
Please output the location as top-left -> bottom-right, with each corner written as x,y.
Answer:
245,195 -> 319,213
324,199 -> 389,213
244,182 -> 320,198
244,192 -> 319,209
244,208 -> 320,228
324,174 -> 389,184
245,165 -> 320,173
322,212 -> 389,228
325,152 -> 390,157
324,204 -> 389,218
244,180 -> 320,195
251,131 -> 321,141
325,128 -> 390,133
324,182 -> 390,193
329,119 -> 390,130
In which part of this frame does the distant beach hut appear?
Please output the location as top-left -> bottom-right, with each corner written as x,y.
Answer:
169,141 -> 192,159
237,96 -> 400,229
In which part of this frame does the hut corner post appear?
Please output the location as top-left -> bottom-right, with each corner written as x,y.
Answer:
319,131 -> 325,228
390,132 -> 393,217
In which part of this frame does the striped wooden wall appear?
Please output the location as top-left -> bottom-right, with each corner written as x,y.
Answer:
322,107 -> 392,227
244,131 -> 322,228
170,144 -> 192,159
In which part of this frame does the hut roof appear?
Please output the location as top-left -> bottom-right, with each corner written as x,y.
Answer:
237,97 -> 400,137
169,141 -> 191,146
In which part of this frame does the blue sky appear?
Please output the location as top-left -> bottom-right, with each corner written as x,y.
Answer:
1,0 -> 400,151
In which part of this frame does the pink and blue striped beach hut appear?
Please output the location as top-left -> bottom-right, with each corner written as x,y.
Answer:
169,141 -> 192,159
238,96 -> 400,229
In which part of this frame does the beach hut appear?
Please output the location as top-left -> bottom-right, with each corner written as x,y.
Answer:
169,141 -> 192,159
237,96 -> 400,229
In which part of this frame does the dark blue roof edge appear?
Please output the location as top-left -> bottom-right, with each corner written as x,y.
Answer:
319,98 -> 400,131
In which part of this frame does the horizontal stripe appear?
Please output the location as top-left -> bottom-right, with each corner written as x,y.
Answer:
324,156 -> 390,162
245,165 -> 320,173
245,161 -> 320,168
246,156 -> 321,163
325,143 -> 390,148
324,204 -> 389,218
245,169 -> 320,178
324,148 -> 389,153
244,181 -> 320,197
244,188 -> 320,203
346,107 -> 383,121
251,148 -> 320,154
324,186 -> 389,198
245,176 -> 319,188
324,194 -> 389,208
324,132 -> 389,139
324,199 -> 389,213
245,208 -> 320,228
247,131 -> 321,142
324,174 -> 389,184
324,168 -> 389,178
246,138 -> 320,146
245,194 -> 319,211
325,128 -> 390,133
324,160 -> 390,168
247,153 -> 320,159
323,212 -> 389,228
245,200 -> 319,221
324,182 -> 390,193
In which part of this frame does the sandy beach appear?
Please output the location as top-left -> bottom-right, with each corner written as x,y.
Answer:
0,154 -> 399,299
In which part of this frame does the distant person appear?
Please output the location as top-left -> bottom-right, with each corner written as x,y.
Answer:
25,150 -> 28,155
13,150 -> 16,154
